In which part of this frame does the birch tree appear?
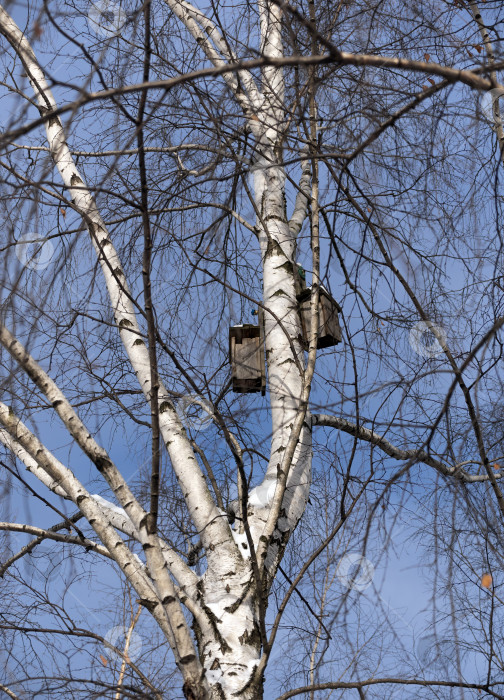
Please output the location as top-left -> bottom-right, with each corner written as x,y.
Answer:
2,0 -> 504,698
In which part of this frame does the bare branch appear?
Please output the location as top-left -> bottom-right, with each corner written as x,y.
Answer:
0,522 -> 112,558
312,413 -> 502,483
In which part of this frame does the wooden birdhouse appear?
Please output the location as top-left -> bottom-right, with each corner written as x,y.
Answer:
229,308 -> 266,395
297,286 -> 342,349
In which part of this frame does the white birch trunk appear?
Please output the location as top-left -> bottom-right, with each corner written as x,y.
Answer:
192,1 -> 313,693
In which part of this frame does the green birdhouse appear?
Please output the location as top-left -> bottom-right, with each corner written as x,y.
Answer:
294,265 -> 307,298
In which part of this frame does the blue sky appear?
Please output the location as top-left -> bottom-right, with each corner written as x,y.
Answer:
1,0 -> 504,697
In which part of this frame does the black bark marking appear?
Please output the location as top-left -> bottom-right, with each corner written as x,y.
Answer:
238,622 -> 262,651
264,213 -> 287,223
179,653 -> 197,665
200,602 -> 232,653
265,239 -> 285,259
48,115 -> 62,129
94,456 -> 111,473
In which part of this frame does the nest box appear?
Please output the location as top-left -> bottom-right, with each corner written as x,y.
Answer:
229,308 -> 266,395
297,285 -> 342,349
